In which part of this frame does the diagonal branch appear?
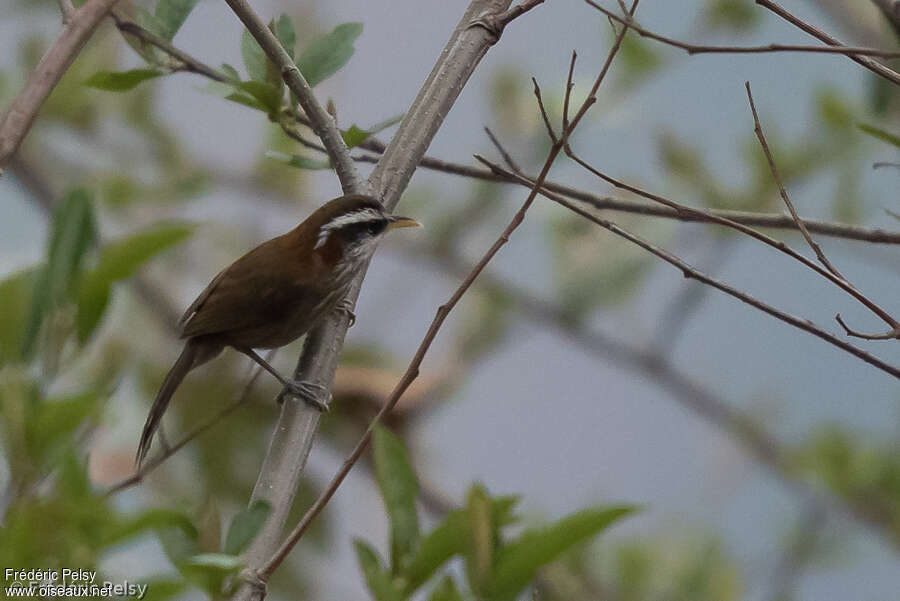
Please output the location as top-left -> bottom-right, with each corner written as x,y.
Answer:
476,155 -> 900,380
0,0 -> 122,173
584,0 -> 900,58
757,0 -> 900,87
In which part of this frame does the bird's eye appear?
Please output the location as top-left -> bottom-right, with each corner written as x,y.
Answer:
366,220 -> 387,236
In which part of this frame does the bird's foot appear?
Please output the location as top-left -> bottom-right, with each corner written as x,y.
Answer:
278,379 -> 331,412
335,298 -> 356,327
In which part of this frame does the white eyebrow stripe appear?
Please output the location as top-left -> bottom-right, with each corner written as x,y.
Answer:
314,207 -> 384,249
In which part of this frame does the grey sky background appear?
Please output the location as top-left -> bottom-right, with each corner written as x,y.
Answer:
2,1 -> 900,600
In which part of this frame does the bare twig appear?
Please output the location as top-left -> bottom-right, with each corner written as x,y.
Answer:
558,145 -> 900,343
745,83 -> 845,280
103,352 -> 273,496
757,0 -> 900,87
0,0 -> 122,173
222,0 -> 363,194
532,77 -> 559,143
584,0 -> 900,58
475,155 -> 900,380
746,82 -> 900,340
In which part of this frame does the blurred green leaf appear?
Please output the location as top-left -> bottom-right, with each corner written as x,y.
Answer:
342,113 -> 404,147
84,69 -> 164,91
428,576 -> 463,601
486,505 -> 637,600
859,123 -> 900,148
133,5 -> 170,38
404,495 -> 519,593
275,14 -> 296,60
374,426 -> 421,573
106,509 -> 197,547
297,22 -> 363,87
354,539 -> 406,601
702,0 -> 761,31
76,222 -> 193,342
817,88 -> 853,131
23,189 -> 96,358
617,34 -> 663,87
184,552 -> 243,570
465,485 -> 495,596
157,520 -> 200,566
154,0 -> 199,40
265,150 -> 331,170
219,63 -> 241,82
224,500 -> 271,555
241,28 -> 268,82
237,80 -> 283,115
27,390 -> 102,468
0,268 -> 36,365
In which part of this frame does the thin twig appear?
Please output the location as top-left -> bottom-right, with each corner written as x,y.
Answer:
745,82 -> 900,340
0,0 -> 122,173
559,145 -> 900,340
584,0 -> 900,58
475,155 -> 900,380
745,82 -> 845,280
532,77 -> 559,143
103,352 -> 273,496
756,0 -> 900,87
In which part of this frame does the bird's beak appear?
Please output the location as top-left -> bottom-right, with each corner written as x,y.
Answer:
386,216 -> 422,230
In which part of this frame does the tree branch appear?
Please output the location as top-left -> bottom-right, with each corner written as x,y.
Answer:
476,156 -> 900,380
757,0 -> 900,87
584,0 -> 900,58
0,0 -> 122,173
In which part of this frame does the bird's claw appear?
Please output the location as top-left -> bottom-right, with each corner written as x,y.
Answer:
335,298 -> 356,327
279,378 -> 331,412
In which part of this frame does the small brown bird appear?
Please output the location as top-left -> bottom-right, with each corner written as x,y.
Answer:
136,194 -> 420,466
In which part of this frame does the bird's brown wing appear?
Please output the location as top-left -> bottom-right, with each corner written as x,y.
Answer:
178,240 -> 313,340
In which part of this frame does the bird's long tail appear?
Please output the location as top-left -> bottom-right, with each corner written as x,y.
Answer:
136,342 -> 199,467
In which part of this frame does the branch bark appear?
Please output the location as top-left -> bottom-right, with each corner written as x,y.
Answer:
0,0 -> 121,173
230,2 -> 519,599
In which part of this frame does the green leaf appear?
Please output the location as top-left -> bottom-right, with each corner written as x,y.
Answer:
275,14 -> 296,60
237,80 -> 283,115
465,485 -> 494,596
0,268 -> 36,365
76,223 -> 193,342
486,505 -> 637,600
154,0 -> 199,40
428,576 -> 463,601
219,63 -> 241,82
133,5 -> 169,38
106,509 -> 197,546
241,28 -> 268,82
157,520 -> 200,565
297,22 -> 363,87
265,150 -> 331,170
342,113 -> 404,148
185,553 -> 244,571
224,500 -> 271,555
858,123 -> 900,148
27,390 -> 102,466
84,69 -> 164,92
374,426 -> 420,572
404,496 -> 519,594
354,540 -> 405,601
22,189 -> 96,357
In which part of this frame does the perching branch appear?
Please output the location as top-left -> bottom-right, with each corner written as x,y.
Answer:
243,4 -> 640,596
0,0 -> 122,173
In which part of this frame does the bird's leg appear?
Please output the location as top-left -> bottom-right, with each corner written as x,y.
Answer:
237,348 -> 330,412
335,297 -> 356,327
